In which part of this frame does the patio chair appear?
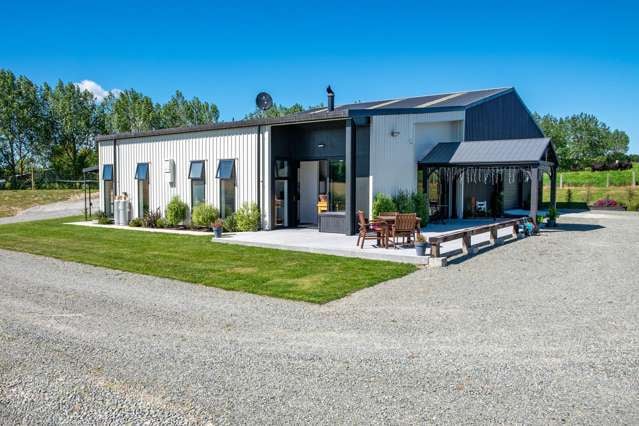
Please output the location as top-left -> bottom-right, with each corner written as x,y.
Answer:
379,211 -> 398,217
389,213 -> 417,248
356,210 -> 386,249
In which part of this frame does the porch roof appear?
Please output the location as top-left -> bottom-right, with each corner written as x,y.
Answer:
419,138 -> 555,167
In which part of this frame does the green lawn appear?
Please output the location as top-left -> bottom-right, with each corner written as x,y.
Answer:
543,163 -> 639,187
543,185 -> 639,210
0,189 -> 83,217
0,217 -> 416,303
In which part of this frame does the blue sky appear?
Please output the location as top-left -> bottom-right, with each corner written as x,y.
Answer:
2,1 -> 638,152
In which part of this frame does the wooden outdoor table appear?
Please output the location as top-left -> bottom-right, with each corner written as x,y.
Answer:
375,215 -> 421,247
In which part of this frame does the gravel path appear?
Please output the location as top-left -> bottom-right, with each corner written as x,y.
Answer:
0,196 -> 87,225
1,211 -> 638,424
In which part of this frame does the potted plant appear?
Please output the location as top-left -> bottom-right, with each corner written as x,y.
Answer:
415,234 -> 427,256
212,218 -> 224,238
547,206 -> 559,227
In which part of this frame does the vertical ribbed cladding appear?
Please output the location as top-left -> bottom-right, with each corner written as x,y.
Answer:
101,127 -> 260,220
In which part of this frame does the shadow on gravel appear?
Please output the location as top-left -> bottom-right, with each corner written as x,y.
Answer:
445,236 -> 520,266
544,223 -> 605,232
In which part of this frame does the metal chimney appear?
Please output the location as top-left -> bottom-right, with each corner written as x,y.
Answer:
326,85 -> 335,111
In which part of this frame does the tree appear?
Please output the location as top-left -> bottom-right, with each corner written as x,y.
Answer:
244,103 -> 306,120
158,90 -> 219,128
103,89 -> 159,134
0,69 -> 47,184
535,112 -> 631,169
43,80 -> 101,179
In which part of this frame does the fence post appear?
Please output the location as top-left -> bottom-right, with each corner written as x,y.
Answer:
31,163 -> 35,190
633,171 -> 636,188
559,174 -> 563,189
606,173 -> 610,188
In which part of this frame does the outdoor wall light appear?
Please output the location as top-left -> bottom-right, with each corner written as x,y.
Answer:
391,130 -> 400,137
317,143 -> 326,148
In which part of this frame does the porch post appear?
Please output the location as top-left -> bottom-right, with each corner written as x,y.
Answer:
345,119 -> 356,235
529,167 -> 539,227
550,165 -> 557,210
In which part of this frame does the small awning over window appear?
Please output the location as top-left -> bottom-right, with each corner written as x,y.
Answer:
216,159 -> 235,180
189,161 -> 205,180
102,164 -> 113,181
135,163 -> 149,180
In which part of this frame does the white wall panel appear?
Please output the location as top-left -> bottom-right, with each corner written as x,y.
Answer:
369,111 -> 464,216
98,126 -> 269,226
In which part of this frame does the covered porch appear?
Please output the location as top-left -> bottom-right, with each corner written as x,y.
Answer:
419,138 -> 558,226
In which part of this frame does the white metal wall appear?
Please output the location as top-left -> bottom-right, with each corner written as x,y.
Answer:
98,126 -> 272,228
369,111 -> 465,216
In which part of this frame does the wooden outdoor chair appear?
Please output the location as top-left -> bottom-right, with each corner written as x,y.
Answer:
356,210 -> 386,249
389,213 -> 417,248
379,211 -> 399,218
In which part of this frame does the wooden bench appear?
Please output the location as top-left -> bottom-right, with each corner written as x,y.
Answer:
428,218 -> 523,258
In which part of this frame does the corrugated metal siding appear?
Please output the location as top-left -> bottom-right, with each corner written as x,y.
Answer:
464,91 -> 543,141
98,126 -> 270,226
369,111 -> 464,216
503,179 -> 519,209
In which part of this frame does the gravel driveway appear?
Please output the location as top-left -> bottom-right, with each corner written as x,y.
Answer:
0,197 -> 86,225
1,211 -> 638,424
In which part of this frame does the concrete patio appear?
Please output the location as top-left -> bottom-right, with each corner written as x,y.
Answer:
213,219 -> 521,265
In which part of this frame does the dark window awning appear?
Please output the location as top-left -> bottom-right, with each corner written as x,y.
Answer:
419,138 -> 556,167
102,164 -> 113,181
189,161 -> 205,180
135,163 -> 149,180
216,159 -> 235,180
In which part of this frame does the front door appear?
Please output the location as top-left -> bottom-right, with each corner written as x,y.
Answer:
299,161 -> 319,225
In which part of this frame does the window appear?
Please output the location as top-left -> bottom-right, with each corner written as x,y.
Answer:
102,164 -> 113,181
189,161 -> 205,180
102,164 -> 113,217
216,159 -> 234,179
217,159 -> 235,218
274,160 -> 288,178
135,163 -> 150,217
328,159 -> 345,212
189,161 -> 206,208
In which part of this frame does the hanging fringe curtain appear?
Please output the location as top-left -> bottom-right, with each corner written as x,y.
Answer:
431,165 -> 533,184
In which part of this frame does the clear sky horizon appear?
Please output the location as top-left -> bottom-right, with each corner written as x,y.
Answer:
2,1 -> 638,153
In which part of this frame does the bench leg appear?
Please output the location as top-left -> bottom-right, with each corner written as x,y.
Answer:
462,232 -> 471,255
431,243 -> 440,258
490,227 -> 498,245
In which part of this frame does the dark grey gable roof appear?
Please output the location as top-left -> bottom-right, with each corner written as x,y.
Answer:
97,87 -> 513,142
420,138 -> 552,166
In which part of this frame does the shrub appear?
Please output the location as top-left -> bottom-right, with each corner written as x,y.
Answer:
156,217 -> 168,228
165,196 -> 188,226
222,214 -> 237,232
212,218 -> 224,228
235,203 -> 261,231
393,190 -> 415,214
412,191 -> 429,226
372,193 -> 396,217
593,198 -> 620,207
95,210 -> 111,225
143,208 -> 162,228
129,217 -> 143,227
191,203 -> 219,228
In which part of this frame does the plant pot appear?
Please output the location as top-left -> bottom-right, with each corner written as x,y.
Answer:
415,242 -> 427,256
548,219 -> 556,227
213,227 -> 223,238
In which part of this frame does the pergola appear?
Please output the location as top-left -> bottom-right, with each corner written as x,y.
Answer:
419,138 -> 558,226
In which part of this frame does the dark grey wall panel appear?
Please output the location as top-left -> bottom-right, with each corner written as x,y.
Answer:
465,92 -> 543,141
